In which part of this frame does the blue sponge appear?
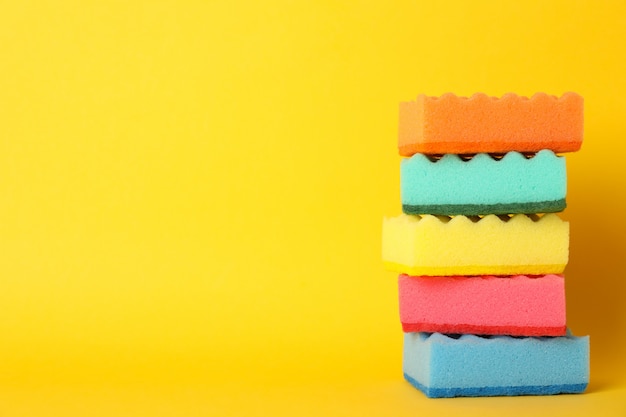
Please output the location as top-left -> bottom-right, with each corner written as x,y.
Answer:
401,150 -> 566,215
403,331 -> 589,398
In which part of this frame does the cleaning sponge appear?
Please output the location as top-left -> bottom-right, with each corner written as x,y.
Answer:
382,213 -> 568,276
403,331 -> 589,398
398,92 -> 583,156
398,274 -> 566,336
401,150 -> 566,215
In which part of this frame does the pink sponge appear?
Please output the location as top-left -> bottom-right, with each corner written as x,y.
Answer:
398,274 -> 566,337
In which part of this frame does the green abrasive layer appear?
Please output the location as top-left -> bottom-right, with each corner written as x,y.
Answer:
403,199 -> 566,216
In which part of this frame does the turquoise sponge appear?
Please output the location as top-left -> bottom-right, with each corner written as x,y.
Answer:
403,331 -> 589,398
401,150 -> 566,215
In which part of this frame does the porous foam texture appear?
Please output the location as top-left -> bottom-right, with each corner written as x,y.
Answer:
382,213 -> 568,276
403,331 -> 589,398
398,92 -> 583,156
398,274 -> 565,336
401,150 -> 566,216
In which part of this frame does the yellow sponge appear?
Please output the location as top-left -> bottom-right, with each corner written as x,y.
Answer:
382,214 -> 568,276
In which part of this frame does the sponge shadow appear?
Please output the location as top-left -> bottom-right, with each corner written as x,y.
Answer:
563,182 -> 626,390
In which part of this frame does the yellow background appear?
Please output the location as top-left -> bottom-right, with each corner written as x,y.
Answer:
0,0 -> 624,415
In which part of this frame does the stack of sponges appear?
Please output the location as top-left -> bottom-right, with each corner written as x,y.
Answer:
382,93 -> 590,398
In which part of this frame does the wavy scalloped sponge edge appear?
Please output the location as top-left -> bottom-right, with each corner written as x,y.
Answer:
401,150 -> 566,215
382,213 -> 569,276
399,274 -> 566,336
403,331 -> 589,398
398,92 -> 583,156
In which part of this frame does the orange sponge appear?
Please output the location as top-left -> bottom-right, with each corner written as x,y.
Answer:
398,92 -> 583,156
